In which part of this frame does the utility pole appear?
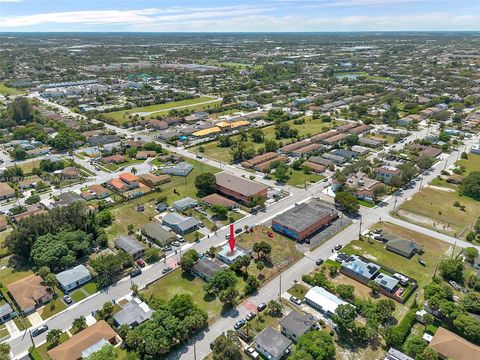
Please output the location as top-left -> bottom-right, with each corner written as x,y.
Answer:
193,341 -> 197,360
279,274 -> 282,301
393,195 -> 398,211
358,215 -> 363,240
419,176 -> 424,189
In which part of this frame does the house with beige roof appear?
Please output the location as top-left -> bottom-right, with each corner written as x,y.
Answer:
429,327 -> 480,360
7,274 -> 53,313
0,183 -> 15,200
48,320 -> 120,360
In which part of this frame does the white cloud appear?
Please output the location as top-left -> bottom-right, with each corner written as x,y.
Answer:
0,4 -> 478,31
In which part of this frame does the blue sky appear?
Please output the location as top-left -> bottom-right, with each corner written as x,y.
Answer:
0,0 -> 479,32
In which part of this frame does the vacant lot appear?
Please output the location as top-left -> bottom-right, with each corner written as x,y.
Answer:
142,269 -> 224,323
191,118 -> 339,163
457,153 -> 480,175
237,226 -> 302,282
103,97 -> 219,124
398,185 -> 480,238
287,169 -> 324,188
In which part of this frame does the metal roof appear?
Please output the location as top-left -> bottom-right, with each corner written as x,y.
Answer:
114,235 -> 145,256
55,265 -> 91,288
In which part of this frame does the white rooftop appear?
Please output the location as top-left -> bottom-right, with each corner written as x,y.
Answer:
305,286 -> 346,315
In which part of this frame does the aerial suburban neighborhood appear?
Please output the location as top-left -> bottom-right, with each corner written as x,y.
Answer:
0,5 -> 480,360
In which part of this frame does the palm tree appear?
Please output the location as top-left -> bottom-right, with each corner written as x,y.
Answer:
46,329 -> 62,347
44,273 -> 58,296
72,316 -> 87,334
256,261 -> 265,277
131,166 -> 137,175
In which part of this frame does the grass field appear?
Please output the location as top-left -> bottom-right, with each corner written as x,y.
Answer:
142,269 -> 224,323
106,159 -> 220,239
103,97 -> 219,124
237,226 -> 302,282
456,153 -> 480,175
287,283 -> 309,300
286,169 -> 324,188
398,185 -> 480,238
40,292 -> 67,320
192,118 -> 339,163
8,160 -> 37,175
0,256 -> 34,295
0,83 -> 24,96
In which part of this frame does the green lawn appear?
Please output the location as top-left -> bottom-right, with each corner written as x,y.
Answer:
13,315 -> 31,331
287,169 -> 324,188
192,118 -> 339,163
35,332 -> 70,360
106,159 -> 220,239
456,153 -> 480,175
8,160 -> 38,175
398,186 -> 480,238
0,257 -> 34,295
0,325 -> 9,339
141,269 -> 224,323
81,282 -> 98,295
0,83 -> 24,96
103,97 -> 219,125
345,222 -> 450,291
237,226 -> 302,283
70,289 -> 87,302
40,291 -> 67,320
287,283 -> 309,300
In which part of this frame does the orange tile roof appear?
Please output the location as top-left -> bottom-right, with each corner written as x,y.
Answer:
111,178 -> 126,190
119,173 -> 138,183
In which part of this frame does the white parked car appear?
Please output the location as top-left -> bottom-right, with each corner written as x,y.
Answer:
244,347 -> 260,360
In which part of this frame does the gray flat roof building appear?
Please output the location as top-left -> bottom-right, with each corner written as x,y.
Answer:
374,273 -> 400,293
272,201 -> 338,241
254,326 -> 292,360
113,298 -> 153,328
173,197 -> 197,211
280,311 -> 316,343
114,235 -> 146,258
341,255 -> 381,280
141,222 -> 176,246
160,161 -> 193,177
55,265 -> 92,292
193,258 -> 227,281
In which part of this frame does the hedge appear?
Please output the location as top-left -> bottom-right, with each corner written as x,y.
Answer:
386,307 -> 418,347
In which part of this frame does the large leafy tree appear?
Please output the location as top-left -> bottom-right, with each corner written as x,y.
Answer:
195,173 -> 217,196
460,171 -> 480,200
296,331 -> 336,360
212,331 -> 243,360
334,191 -> 359,213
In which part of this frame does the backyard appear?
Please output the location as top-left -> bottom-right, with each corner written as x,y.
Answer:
141,269 -> 224,323
0,83 -> 24,96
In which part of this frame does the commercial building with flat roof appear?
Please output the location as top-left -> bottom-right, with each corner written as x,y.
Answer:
217,244 -> 247,265
272,201 -> 338,241
215,172 -> 268,203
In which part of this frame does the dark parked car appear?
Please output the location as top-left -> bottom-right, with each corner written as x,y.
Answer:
130,268 -> 142,277
32,325 -> 48,337
257,303 -> 267,312
334,244 -> 343,251
234,319 -> 246,330
235,228 -> 242,234
162,267 -> 172,274
315,258 -> 324,266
